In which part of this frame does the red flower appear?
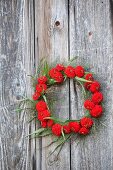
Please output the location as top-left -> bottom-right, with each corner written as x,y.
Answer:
49,68 -> 64,83
89,81 -> 100,93
38,76 -> 48,84
54,72 -> 64,83
36,84 -> 47,93
52,124 -> 62,136
47,119 -> 54,127
64,66 -> 76,78
49,68 -> 58,77
91,92 -> 103,104
85,73 -> 94,81
32,92 -> 41,100
36,100 -> 47,112
75,66 -> 85,77
63,123 -> 71,134
69,122 -> 81,133
90,105 -> 103,118
38,109 -> 51,121
79,127 -> 89,135
84,100 -> 95,110
55,64 -> 65,71
41,120 -> 47,128
84,82 -> 91,90
80,117 -> 94,128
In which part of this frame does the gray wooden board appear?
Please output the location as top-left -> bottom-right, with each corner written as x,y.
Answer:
0,0 -> 37,169
69,0 -> 113,170
35,1 -> 70,169
0,0 -> 113,170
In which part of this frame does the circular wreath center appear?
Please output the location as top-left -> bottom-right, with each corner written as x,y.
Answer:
32,63 -> 104,137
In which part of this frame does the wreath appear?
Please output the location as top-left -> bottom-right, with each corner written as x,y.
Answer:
20,59 -> 104,154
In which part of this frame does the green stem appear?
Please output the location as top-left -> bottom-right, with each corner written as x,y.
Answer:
44,116 -> 80,124
28,115 -> 37,123
76,79 -> 86,97
45,137 -> 60,148
61,128 -> 66,140
15,107 -> 35,112
42,95 -> 50,111
21,96 -> 35,103
83,111 -> 91,118
48,134 -> 71,156
75,77 -> 92,83
27,75 -> 35,80
67,56 -> 78,65
64,119 -> 80,123
25,128 -> 46,137
47,79 -> 56,85
85,72 -> 91,74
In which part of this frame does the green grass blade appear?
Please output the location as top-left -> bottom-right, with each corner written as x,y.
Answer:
75,77 -> 92,83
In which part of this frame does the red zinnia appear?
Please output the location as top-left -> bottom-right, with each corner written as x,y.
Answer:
85,73 -> 94,81
47,119 -> 54,127
64,66 -> 76,78
38,109 -> 51,121
63,123 -> 71,134
41,120 -> 47,128
80,117 -> 94,128
49,68 -> 58,78
55,64 -> 65,71
36,84 -> 47,93
52,124 -> 62,136
38,76 -> 48,84
79,127 -> 90,135
84,82 -> 92,90
89,81 -> 100,93
49,68 -> 64,83
75,66 -> 85,77
69,122 -> 81,133
54,72 -> 64,83
84,100 -> 95,110
90,105 -> 103,118
36,100 -> 47,112
32,92 -> 41,100
91,92 -> 103,104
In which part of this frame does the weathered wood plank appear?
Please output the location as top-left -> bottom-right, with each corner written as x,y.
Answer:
69,0 -> 113,170
35,0 -> 70,170
0,0 -> 38,169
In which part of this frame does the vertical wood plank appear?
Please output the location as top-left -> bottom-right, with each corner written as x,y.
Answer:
24,1 -> 41,170
35,0 -> 70,169
69,0 -> 113,170
0,0 -> 40,169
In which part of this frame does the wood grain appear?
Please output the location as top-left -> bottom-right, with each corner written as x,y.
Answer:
35,0 -> 70,170
69,0 -> 113,170
0,0 -> 37,169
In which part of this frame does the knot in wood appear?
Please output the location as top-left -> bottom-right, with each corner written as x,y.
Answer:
55,21 -> 60,27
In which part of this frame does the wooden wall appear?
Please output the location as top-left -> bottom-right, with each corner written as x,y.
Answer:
0,0 -> 113,169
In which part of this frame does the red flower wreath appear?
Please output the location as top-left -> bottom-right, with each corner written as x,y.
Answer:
30,62 -> 104,138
